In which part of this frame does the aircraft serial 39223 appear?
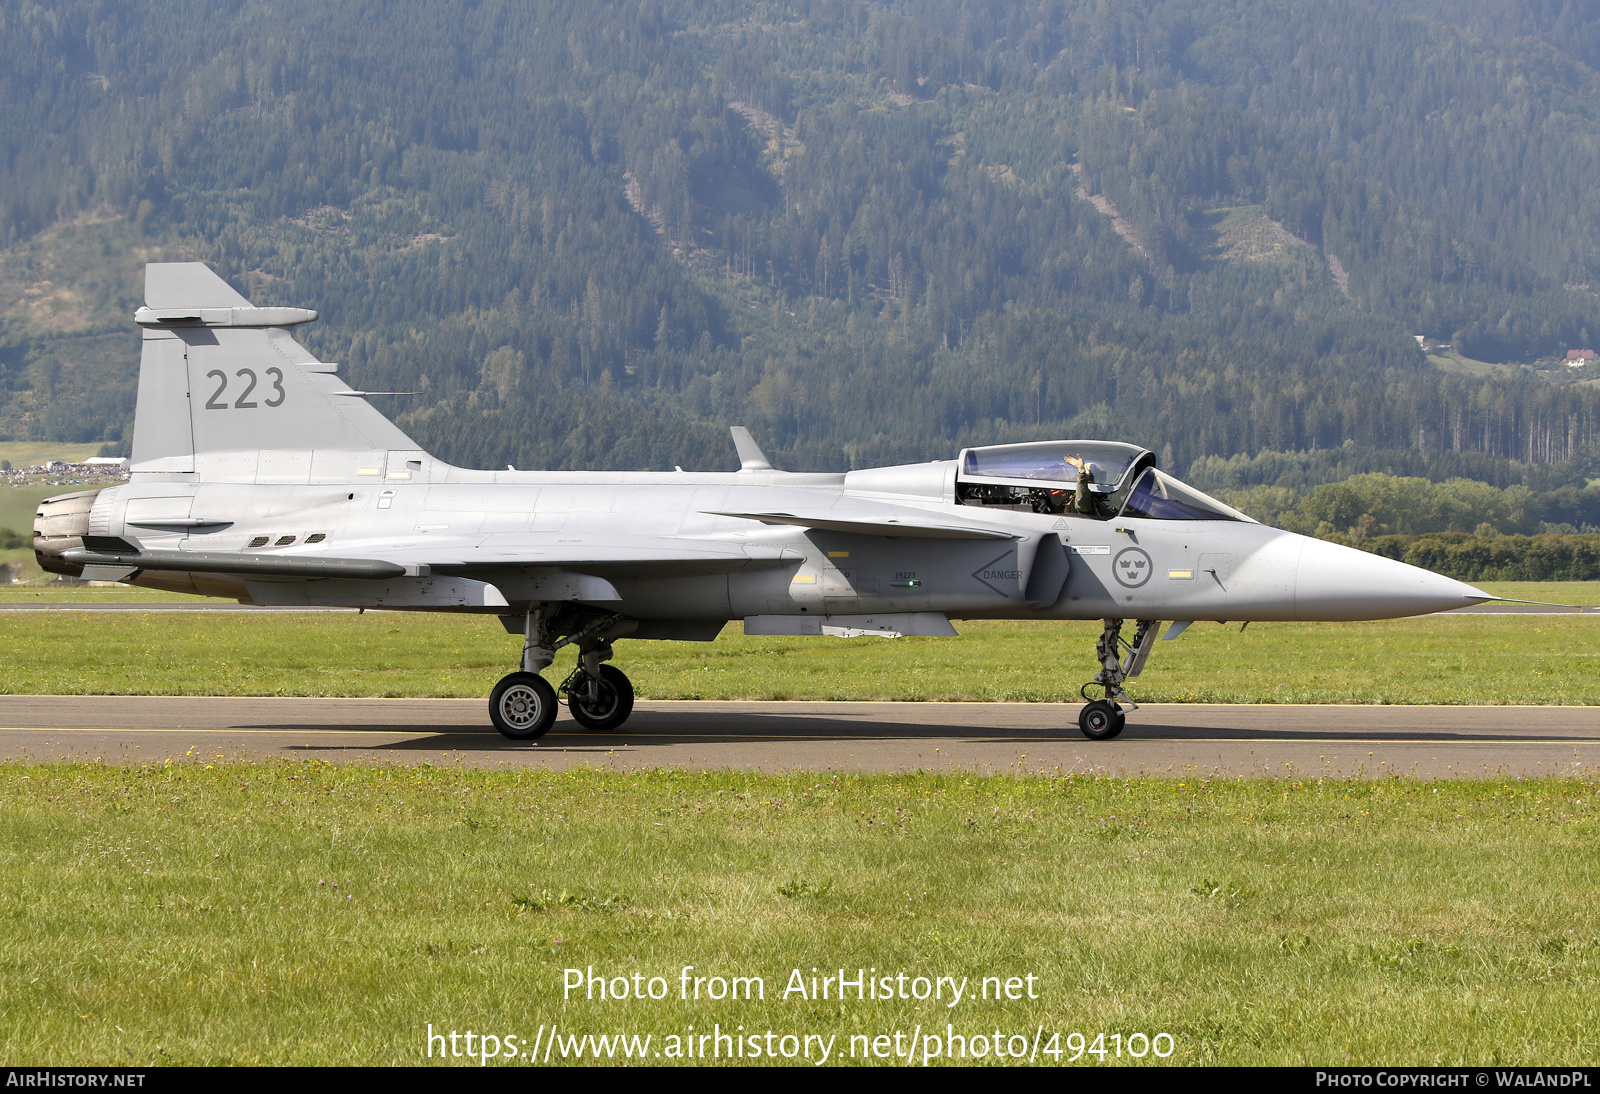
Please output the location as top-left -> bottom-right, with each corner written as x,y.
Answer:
34,264 -> 1495,740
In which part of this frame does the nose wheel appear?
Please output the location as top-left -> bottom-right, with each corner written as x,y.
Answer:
1075,618 -> 1159,740
1078,699 -> 1126,740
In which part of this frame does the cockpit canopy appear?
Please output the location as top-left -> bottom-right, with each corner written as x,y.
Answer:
1119,467 -> 1252,522
955,439 -> 1251,522
959,441 -> 1152,494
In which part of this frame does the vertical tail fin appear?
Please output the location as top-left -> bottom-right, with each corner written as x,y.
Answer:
131,263 -> 422,482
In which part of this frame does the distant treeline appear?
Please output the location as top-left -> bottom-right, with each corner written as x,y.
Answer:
1212,466 -> 1600,536
1188,444 -> 1598,493
1339,533 -> 1600,583
1207,464 -> 1600,580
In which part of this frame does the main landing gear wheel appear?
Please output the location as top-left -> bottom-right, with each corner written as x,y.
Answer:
1078,699 -> 1126,741
489,672 -> 558,741
566,665 -> 635,731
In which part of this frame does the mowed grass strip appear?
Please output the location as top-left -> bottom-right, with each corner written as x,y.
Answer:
3,610 -> 1598,703
0,764 -> 1595,1066
0,584 -> 205,602
1474,582 -> 1600,606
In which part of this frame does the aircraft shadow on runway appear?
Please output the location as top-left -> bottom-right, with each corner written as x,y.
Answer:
246,710 -> 1600,751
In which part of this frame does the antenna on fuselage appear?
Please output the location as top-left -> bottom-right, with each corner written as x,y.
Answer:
729,426 -> 773,471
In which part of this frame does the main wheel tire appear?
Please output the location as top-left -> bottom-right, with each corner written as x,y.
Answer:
567,665 -> 635,731
489,672 -> 558,740
1078,699 -> 1124,741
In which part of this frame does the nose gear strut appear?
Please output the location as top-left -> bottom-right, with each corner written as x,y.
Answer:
1077,618 -> 1160,740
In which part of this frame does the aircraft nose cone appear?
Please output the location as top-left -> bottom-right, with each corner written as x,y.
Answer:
1294,536 -> 1490,621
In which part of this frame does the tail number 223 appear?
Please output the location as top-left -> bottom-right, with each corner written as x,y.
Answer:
205,367 -> 286,410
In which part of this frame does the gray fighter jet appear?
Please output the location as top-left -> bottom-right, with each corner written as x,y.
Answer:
34,263 -> 1493,740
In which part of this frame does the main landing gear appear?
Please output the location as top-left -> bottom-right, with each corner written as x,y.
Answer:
561,662 -> 634,731
1076,618 -> 1159,741
488,608 -> 637,741
490,672 -> 558,741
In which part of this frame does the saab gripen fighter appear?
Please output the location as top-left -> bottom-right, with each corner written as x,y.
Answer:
34,263 -> 1494,740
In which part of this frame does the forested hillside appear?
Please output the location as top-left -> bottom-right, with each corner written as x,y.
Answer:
2,0 -> 1599,489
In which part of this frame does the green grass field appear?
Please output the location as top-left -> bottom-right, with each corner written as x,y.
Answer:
0,442 -> 106,471
0,585 -> 197,601
1,485 -> 57,536
1,607 -> 1597,704
1,763 -> 1594,1066
2,483 -> 82,583
1477,582 -> 1600,605
3,589 -> 1595,1066
1426,350 -> 1523,379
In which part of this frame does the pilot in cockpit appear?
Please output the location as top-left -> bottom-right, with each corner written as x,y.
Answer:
1063,454 -> 1116,518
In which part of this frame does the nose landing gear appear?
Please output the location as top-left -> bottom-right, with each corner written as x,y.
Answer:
1076,618 -> 1159,740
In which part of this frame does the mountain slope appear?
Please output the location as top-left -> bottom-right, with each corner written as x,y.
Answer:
0,0 -> 1596,480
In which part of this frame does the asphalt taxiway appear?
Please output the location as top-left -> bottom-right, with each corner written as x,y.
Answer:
1,601 -> 1594,613
0,696 -> 1594,778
